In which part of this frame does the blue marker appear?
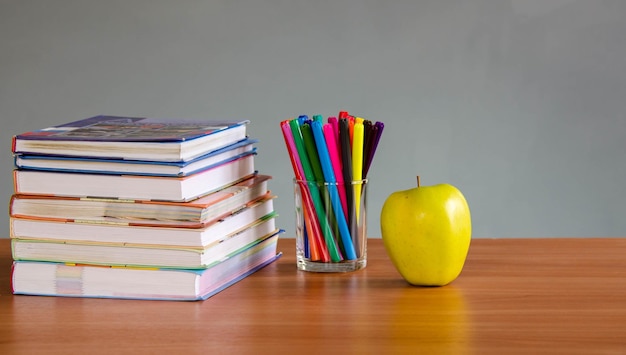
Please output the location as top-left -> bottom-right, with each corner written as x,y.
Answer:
310,120 -> 357,260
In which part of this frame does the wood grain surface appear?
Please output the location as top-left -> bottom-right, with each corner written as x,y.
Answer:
1,237 -> 625,354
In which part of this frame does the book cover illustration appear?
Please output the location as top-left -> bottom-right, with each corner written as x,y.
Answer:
15,115 -> 250,142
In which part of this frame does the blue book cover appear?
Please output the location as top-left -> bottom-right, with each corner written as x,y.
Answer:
14,139 -> 258,177
12,115 -> 251,162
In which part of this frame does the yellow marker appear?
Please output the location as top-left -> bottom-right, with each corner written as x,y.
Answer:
352,121 -> 364,222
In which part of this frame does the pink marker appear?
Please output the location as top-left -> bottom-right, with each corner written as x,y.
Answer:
327,116 -> 340,151
280,121 -> 305,180
280,120 -> 326,262
323,123 -> 349,222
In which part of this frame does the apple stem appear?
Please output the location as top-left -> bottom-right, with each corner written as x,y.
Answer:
417,175 -> 420,187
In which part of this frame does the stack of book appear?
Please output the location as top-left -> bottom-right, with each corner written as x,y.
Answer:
9,115 -> 282,301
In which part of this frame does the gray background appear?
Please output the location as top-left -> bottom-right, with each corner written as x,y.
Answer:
2,0 -> 625,239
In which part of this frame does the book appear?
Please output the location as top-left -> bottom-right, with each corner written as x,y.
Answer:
11,221 -> 283,269
10,175 -> 272,227
14,139 -> 257,177
10,196 -> 277,247
12,115 -> 250,162
13,154 -> 256,201
11,233 -> 282,301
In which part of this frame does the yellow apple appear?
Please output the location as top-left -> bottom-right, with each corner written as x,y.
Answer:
380,176 -> 471,286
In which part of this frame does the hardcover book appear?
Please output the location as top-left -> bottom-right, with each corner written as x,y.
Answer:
10,197 -> 277,247
12,115 -> 250,162
11,233 -> 281,301
11,221 -> 282,269
13,154 -> 256,201
14,139 -> 257,177
10,175 -> 272,227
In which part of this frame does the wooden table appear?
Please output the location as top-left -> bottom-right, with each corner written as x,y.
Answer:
1,237 -> 625,354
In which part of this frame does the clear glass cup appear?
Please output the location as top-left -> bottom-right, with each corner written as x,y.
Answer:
293,179 -> 368,272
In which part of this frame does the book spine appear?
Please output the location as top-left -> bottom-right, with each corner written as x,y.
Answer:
8,194 -> 16,216
10,262 -> 16,294
12,170 -> 18,194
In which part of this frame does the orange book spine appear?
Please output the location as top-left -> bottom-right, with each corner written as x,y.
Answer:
12,170 -> 18,193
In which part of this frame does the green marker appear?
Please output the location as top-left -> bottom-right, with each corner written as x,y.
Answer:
289,119 -> 343,262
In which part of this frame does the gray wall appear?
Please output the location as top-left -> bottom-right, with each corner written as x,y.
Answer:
2,0 -> 626,239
